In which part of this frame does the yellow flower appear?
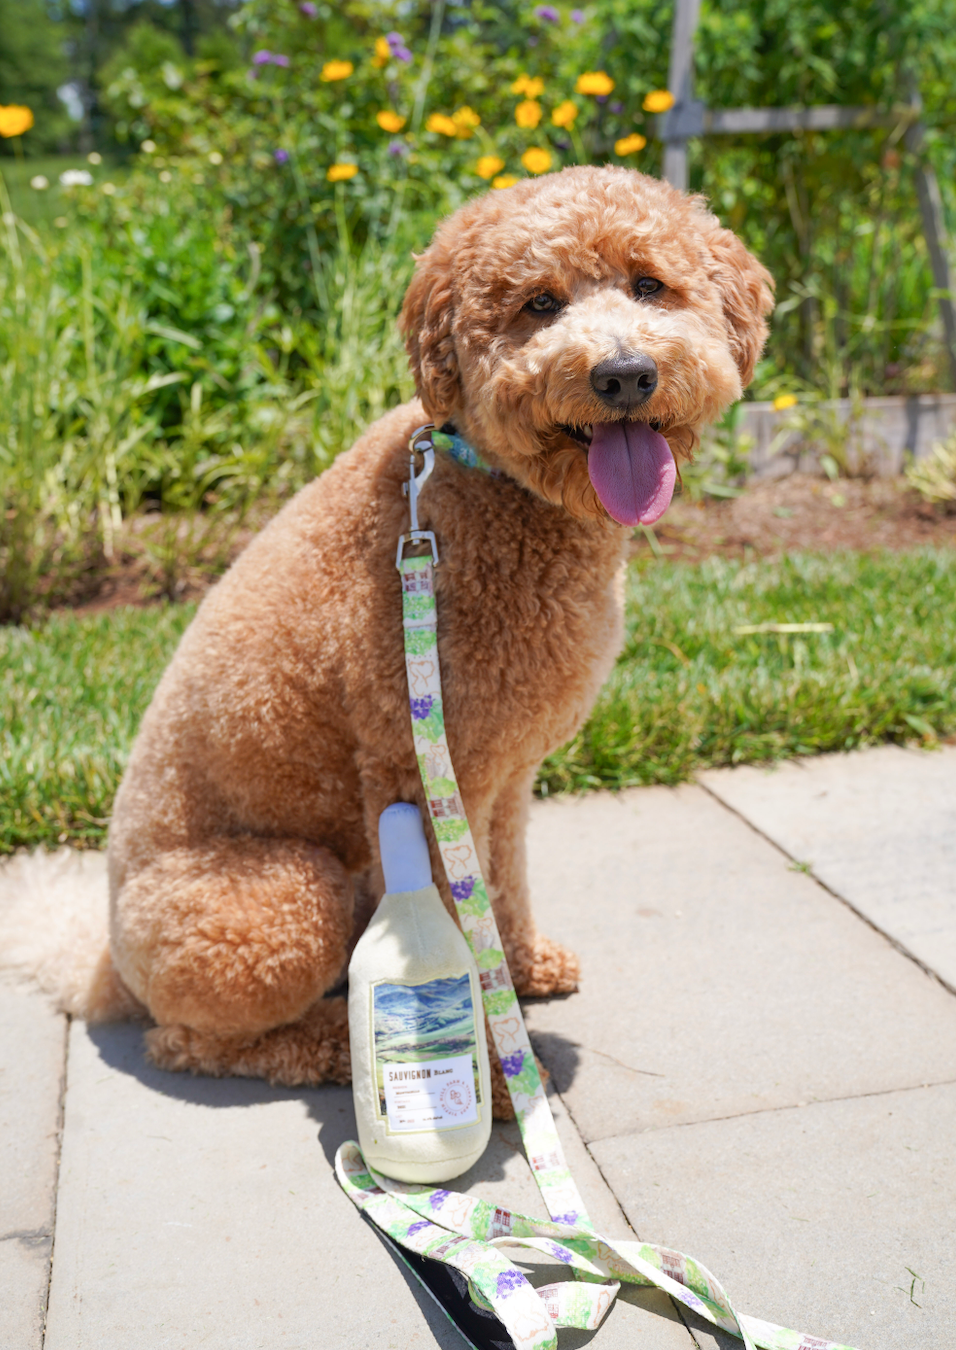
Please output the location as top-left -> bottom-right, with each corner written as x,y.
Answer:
551,100 -> 578,128
511,75 -> 544,98
521,147 -> 552,175
321,60 -> 354,82
575,71 -> 614,96
376,110 -> 407,132
327,162 -> 358,181
426,112 -> 458,136
643,89 -> 675,112
476,155 -> 505,180
452,106 -> 481,137
0,105 -> 34,138
372,36 -> 391,68
492,174 -> 519,189
515,100 -> 542,129
614,133 -> 647,156
773,393 -> 798,411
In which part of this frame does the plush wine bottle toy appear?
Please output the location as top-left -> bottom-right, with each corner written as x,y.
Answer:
348,803 -> 493,1182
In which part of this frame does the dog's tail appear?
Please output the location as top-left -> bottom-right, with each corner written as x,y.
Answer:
0,847 -> 142,1022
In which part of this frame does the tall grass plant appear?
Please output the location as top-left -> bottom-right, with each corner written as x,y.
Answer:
0,165 -> 414,618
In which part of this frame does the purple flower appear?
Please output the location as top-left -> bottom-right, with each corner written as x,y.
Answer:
450,877 -> 475,901
407,1220 -> 430,1235
274,148 -> 289,163
393,45 -> 413,63
548,1241 -> 573,1263
535,4 -> 560,19
429,1189 -> 451,1211
552,1210 -> 579,1225
610,101 -> 624,114
596,94 -> 608,104
386,31 -> 405,47
252,49 -> 273,65
499,1051 -> 524,1079
410,695 -> 434,721
272,53 -> 290,67
300,1 -> 317,13
570,7 -> 585,19
388,138 -> 409,156
555,137 -> 571,150
496,1269 -> 525,1298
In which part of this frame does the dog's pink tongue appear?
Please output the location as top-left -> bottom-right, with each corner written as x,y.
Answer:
587,422 -> 676,526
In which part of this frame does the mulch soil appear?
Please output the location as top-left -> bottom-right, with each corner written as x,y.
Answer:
60,475 -> 956,617
631,473 -> 956,563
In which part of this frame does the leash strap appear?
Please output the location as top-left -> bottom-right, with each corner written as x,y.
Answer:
335,427 -> 861,1350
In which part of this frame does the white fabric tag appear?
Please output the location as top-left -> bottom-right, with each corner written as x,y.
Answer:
383,1052 -> 478,1131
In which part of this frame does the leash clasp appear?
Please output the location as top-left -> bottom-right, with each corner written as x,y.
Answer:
396,424 -> 439,569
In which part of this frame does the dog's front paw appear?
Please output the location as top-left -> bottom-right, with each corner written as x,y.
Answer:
510,934 -> 580,997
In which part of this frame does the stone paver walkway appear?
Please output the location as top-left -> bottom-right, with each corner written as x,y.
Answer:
2,745 -> 954,1350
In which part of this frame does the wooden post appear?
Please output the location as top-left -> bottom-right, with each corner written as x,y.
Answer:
662,0 -> 701,190
906,115 -> 956,389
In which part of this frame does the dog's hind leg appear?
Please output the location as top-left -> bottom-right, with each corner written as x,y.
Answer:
111,835 -> 355,1086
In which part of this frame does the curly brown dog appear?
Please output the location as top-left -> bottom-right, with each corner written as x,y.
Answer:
93,166 -> 772,1113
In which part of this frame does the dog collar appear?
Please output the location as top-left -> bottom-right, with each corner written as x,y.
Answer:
432,423 -> 493,474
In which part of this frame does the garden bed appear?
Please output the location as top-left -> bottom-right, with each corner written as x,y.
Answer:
52,473 -> 956,617
636,473 -> 956,562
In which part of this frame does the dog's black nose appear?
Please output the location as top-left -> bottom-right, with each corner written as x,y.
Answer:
590,353 -> 658,408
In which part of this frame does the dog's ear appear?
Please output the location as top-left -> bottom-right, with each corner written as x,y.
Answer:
400,234 -> 460,418
700,218 -> 775,388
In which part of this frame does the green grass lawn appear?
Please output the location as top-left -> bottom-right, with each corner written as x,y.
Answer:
2,549 -> 954,853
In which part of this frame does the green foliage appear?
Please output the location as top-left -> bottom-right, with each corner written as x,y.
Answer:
906,431 -> 956,504
680,403 -> 755,500
0,164 -> 412,618
4,551 -> 954,852
88,0 -> 956,390
540,549 -> 956,793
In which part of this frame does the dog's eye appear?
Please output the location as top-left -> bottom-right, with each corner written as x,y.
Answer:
526,292 -> 562,314
633,277 -> 663,299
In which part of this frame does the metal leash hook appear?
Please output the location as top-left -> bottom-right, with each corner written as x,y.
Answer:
395,424 -> 440,569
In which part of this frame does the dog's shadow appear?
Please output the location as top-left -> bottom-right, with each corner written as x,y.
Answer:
86,1014 -> 583,1166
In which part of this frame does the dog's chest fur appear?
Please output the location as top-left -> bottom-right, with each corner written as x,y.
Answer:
122,407 -> 628,867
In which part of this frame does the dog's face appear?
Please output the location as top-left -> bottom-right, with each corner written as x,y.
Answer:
400,165 -> 774,526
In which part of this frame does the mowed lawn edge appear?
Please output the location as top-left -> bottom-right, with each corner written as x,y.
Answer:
3,548 -> 954,853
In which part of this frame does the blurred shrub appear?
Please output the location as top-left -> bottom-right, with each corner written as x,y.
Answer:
906,432 -> 956,507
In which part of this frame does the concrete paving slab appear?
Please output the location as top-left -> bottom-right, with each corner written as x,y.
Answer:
0,987 -> 66,1349
522,786 -> 956,1144
699,745 -> 956,991
45,1018 -> 694,1349
590,1082 -> 956,1350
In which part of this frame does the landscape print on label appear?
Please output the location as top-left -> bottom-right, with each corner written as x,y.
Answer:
372,973 -> 480,1116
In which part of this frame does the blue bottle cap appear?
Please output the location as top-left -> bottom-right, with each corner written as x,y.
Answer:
378,803 -> 434,893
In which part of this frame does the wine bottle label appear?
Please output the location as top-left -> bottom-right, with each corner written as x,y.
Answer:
371,972 -> 482,1134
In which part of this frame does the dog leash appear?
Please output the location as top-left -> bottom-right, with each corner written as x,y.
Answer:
335,424 -> 861,1350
